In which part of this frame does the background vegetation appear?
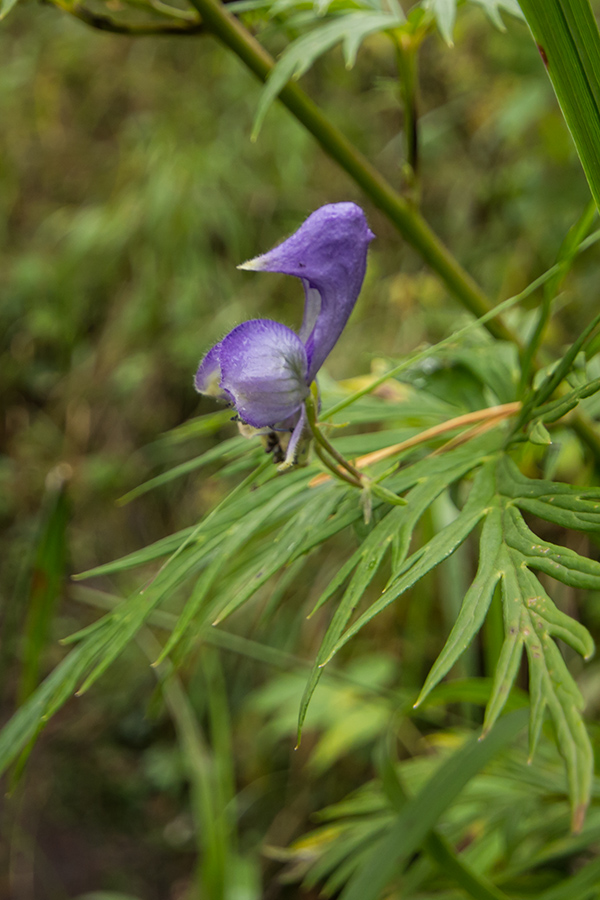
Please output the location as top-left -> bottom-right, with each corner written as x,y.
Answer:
3,1 -> 600,897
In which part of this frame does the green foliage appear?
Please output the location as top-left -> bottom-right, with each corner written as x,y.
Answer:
247,0 -> 525,135
3,301 -> 600,831
339,710 -> 528,900
4,0 -> 600,897
426,0 -> 523,44
251,3 -> 407,137
281,732 -> 600,897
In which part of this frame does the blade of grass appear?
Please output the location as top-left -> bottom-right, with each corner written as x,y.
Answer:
376,732 -> 511,900
519,0 -> 600,213
18,467 -> 70,703
340,709 -> 528,900
138,630 -> 232,900
71,584 -> 400,701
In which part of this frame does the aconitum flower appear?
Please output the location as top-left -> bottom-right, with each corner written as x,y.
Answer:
195,202 -> 375,466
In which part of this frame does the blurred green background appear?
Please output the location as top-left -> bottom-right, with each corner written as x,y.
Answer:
1,3 -> 600,897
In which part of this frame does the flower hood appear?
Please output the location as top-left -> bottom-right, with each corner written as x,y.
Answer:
195,202 -> 374,431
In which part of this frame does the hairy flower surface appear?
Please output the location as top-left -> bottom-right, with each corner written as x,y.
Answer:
195,202 -> 374,462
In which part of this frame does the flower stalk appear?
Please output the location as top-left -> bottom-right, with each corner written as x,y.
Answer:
305,390 -> 408,511
304,391 -> 363,484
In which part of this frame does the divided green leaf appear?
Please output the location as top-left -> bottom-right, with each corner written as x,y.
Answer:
413,453 -> 599,827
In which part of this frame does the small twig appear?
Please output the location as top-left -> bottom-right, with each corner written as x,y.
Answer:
430,417 -> 509,455
357,402 -> 521,470
309,402 -> 521,487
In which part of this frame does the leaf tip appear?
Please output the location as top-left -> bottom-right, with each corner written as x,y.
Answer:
413,683 -> 431,709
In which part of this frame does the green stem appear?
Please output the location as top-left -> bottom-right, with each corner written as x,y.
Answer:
520,200 -> 597,391
313,441 -> 362,488
137,629 -> 229,900
513,307 -> 600,437
393,32 -> 420,194
186,0 -> 516,345
519,289 -> 552,394
305,395 -> 363,482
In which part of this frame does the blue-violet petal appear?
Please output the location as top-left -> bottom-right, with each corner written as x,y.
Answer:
194,343 -> 232,403
217,319 -> 309,428
239,203 -> 374,380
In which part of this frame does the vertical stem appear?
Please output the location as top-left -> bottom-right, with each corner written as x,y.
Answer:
521,199 -> 597,391
519,289 -> 552,393
394,32 -> 420,196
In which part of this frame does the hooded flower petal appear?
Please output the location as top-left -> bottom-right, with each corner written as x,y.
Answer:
239,203 -> 374,381
194,343 -> 231,402
196,319 -> 309,428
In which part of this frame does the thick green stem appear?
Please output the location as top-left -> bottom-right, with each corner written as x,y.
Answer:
186,0 -> 516,345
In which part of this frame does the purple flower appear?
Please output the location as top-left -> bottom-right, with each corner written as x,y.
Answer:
195,203 -> 375,465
